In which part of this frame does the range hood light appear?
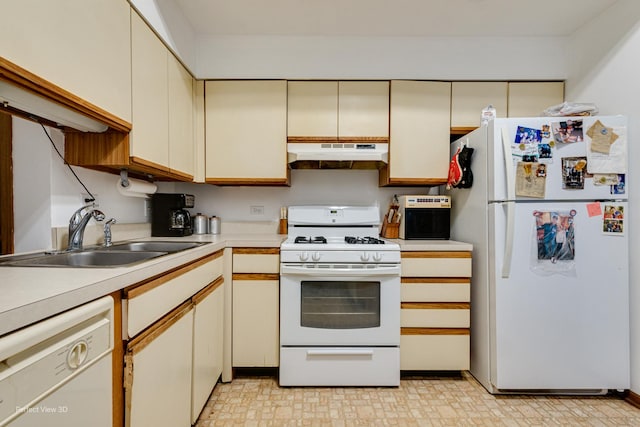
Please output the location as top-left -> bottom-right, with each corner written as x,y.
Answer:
0,81 -> 108,132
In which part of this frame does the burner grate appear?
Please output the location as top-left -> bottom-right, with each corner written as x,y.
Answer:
344,236 -> 386,245
294,236 -> 327,244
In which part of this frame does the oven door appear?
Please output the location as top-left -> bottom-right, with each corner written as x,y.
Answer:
280,263 -> 400,346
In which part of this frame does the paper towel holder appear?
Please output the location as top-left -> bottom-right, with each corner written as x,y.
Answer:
119,169 -> 131,188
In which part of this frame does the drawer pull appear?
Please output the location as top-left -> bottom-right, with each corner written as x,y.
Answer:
307,349 -> 374,357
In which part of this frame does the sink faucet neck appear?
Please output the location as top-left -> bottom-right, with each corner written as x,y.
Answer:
68,204 -> 106,251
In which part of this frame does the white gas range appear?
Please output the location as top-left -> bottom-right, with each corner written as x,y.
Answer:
279,206 -> 401,387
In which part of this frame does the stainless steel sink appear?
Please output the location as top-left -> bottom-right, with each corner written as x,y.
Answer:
101,241 -> 206,253
1,250 -> 168,268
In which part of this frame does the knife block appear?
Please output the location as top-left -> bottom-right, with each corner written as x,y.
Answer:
380,218 -> 399,239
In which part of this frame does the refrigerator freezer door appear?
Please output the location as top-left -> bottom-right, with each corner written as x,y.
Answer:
490,116 -> 628,202
489,201 -> 630,390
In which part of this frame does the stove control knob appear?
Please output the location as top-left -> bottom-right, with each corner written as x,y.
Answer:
360,252 -> 370,261
372,252 -> 382,262
299,252 -> 309,262
312,252 -> 321,261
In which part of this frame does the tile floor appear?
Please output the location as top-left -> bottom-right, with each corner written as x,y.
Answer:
195,371 -> 640,426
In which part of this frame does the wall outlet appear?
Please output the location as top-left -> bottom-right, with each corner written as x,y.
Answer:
81,193 -> 98,206
250,205 -> 265,216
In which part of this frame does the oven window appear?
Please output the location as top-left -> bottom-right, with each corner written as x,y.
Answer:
300,281 -> 380,329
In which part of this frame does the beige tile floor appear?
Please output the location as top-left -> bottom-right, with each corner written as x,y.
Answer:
195,372 -> 640,426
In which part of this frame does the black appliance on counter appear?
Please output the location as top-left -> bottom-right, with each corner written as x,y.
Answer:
397,195 -> 451,240
151,193 -> 195,237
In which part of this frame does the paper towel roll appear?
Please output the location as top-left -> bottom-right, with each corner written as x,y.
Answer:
116,177 -> 157,198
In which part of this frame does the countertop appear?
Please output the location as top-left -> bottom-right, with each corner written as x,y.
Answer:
0,234 -> 471,337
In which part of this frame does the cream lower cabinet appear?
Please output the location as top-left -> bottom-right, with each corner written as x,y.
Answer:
205,80 -> 288,185
400,251 -> 472,371
381,80 -> 451,187
232,248 -> 280,367
123,250 -> 224,426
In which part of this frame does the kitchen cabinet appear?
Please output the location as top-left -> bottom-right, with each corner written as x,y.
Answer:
122,250 -> 224,426
451,82 -> 508,134
287,80 -> 389,142
0,0 -> 132,124
399,251 -> 472,371
508,82 -> 564,117
232,248 -> 280,367
380,80 -> 451,186
65,10 -> 196,181
205,80 -> 289,185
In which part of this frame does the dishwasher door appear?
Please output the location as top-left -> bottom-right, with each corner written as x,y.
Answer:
0,296 -> 113,427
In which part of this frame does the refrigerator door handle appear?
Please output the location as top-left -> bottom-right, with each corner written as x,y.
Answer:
501,127 -> 516,200
502,201 -> 515,278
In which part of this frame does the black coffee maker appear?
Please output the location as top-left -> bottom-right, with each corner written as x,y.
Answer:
151,193 -> 195,237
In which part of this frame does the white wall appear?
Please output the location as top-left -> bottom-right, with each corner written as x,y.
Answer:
565,0 -> 640,396
12,118 -> 149,252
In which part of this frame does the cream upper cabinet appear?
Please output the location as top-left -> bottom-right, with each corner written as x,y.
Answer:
508,82 -> 564,117
338,81 -> 389,139
451,82 -> 508,129
205,80 -> 288,185
131,11 -> 169,170
287,81 -> 389,141
287,81 -> 338,139
0,0 -> 132,122
168,55 -> 195,179
381,80 -> 451,186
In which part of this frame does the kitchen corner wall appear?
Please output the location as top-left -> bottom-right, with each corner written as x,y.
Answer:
12,117 -> 148,252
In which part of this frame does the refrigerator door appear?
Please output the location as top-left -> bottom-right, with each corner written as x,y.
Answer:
489,200 -> 629,390
490,116 -> 628,202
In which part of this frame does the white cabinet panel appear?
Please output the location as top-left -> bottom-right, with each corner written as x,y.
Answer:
287,81 -> 338,138
451,82 -> 507,128
168,55 -> 195,178
508,82 -> 564,117
338,81 -> 389,138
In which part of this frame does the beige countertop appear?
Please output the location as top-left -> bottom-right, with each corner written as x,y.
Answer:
0,233 -> 470,337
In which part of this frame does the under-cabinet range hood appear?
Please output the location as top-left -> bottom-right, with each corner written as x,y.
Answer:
287,142 -> 388,169
0,81 -> 108,132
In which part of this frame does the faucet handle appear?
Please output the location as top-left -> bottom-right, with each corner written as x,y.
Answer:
103,218 -> 116,247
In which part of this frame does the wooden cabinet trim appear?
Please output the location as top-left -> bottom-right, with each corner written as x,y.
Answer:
232,273 -> 279,281
401,302 -> 470,310
124,250 -> 223,298
233,248 -> 280,255
401,277 -> 470,284
401,251 -> 472,259
401,327 -> 470,336
192,276 -> 224,305
126,301 -> 192,354
205,177 -> 290,186
0,57 -> 131,133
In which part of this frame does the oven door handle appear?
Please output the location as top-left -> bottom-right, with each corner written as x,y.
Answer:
307,349 -> 374,357
280,264 -> 401,276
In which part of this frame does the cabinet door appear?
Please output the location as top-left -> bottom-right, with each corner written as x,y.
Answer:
232,278 -> 279,367
287,81 -> 338,140
508,82 -> 564,117
131,12 -> 169,169
191,278 -> 224,424
205,80 -> 288,185
168,55 -> 195,179
451,82 -> 507,129
126,303 -> 193,427
383,80 -> 451,186
338,81 -> 389,139
0,0 -> 131,122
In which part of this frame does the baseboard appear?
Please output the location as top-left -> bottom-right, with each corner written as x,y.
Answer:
626,390 -> 640,409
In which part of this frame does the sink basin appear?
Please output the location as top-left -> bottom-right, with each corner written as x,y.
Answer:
0,250 -> 167,268
102,241 -> 205,253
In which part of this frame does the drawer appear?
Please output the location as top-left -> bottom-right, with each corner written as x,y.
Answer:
232,248 -> 279,273
400,333 -> 470,370
125,251 -> 223,338
401,251 -> 471,277
401,303 -> 470,328
401,278 -> 470,302
279,347 -> 399,386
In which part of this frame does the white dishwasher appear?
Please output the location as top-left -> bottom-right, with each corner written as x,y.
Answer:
0,296 -> 113,427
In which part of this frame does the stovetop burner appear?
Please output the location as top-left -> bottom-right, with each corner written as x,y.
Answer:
344,236 -> 386,245
294,236 -> 327,244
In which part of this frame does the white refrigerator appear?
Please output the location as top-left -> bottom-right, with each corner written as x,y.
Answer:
448,116 -> 630,393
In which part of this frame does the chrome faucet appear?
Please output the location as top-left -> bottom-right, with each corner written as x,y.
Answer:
67,204 -> 106,251
103,218 -> 116,247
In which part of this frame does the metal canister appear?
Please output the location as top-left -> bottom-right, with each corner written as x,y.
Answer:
193,213 -> 208,234
209,216 -> 221,235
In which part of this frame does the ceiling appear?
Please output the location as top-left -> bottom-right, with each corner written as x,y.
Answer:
173,0 -> 618,38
